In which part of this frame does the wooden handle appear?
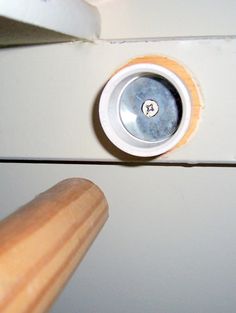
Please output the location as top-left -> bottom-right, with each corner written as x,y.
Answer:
0,178 -> 108,313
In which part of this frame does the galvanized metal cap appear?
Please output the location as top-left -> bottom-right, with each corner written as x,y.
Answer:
99,63 -> 192,157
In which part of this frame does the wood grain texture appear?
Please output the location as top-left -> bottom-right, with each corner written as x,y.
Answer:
0,178 -> 108,313
116,56 -> 202,154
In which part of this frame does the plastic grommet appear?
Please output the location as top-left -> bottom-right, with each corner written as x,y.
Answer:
99,58 -> 200,157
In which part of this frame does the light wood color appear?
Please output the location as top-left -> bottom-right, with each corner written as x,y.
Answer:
116,56 -> 201,154
0,178 -> 108,313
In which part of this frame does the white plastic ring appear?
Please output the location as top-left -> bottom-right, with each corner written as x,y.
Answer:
99,63 -> 192,157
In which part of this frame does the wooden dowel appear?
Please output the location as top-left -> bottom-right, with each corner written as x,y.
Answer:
0,178 -> 108,313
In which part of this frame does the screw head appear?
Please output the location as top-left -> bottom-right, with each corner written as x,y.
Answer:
142,99 -> 159,118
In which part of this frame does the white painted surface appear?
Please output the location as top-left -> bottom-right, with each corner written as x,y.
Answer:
0,0 -> 100,42
96,0 -> 236,39
1,4 -> 235,313
0,39 -> 236,163
0,163 -> 236,313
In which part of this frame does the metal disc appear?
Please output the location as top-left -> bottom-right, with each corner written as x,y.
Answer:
119,75 -> 182,142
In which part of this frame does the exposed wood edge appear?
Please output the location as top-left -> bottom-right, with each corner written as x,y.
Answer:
113,55 -> 202,154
